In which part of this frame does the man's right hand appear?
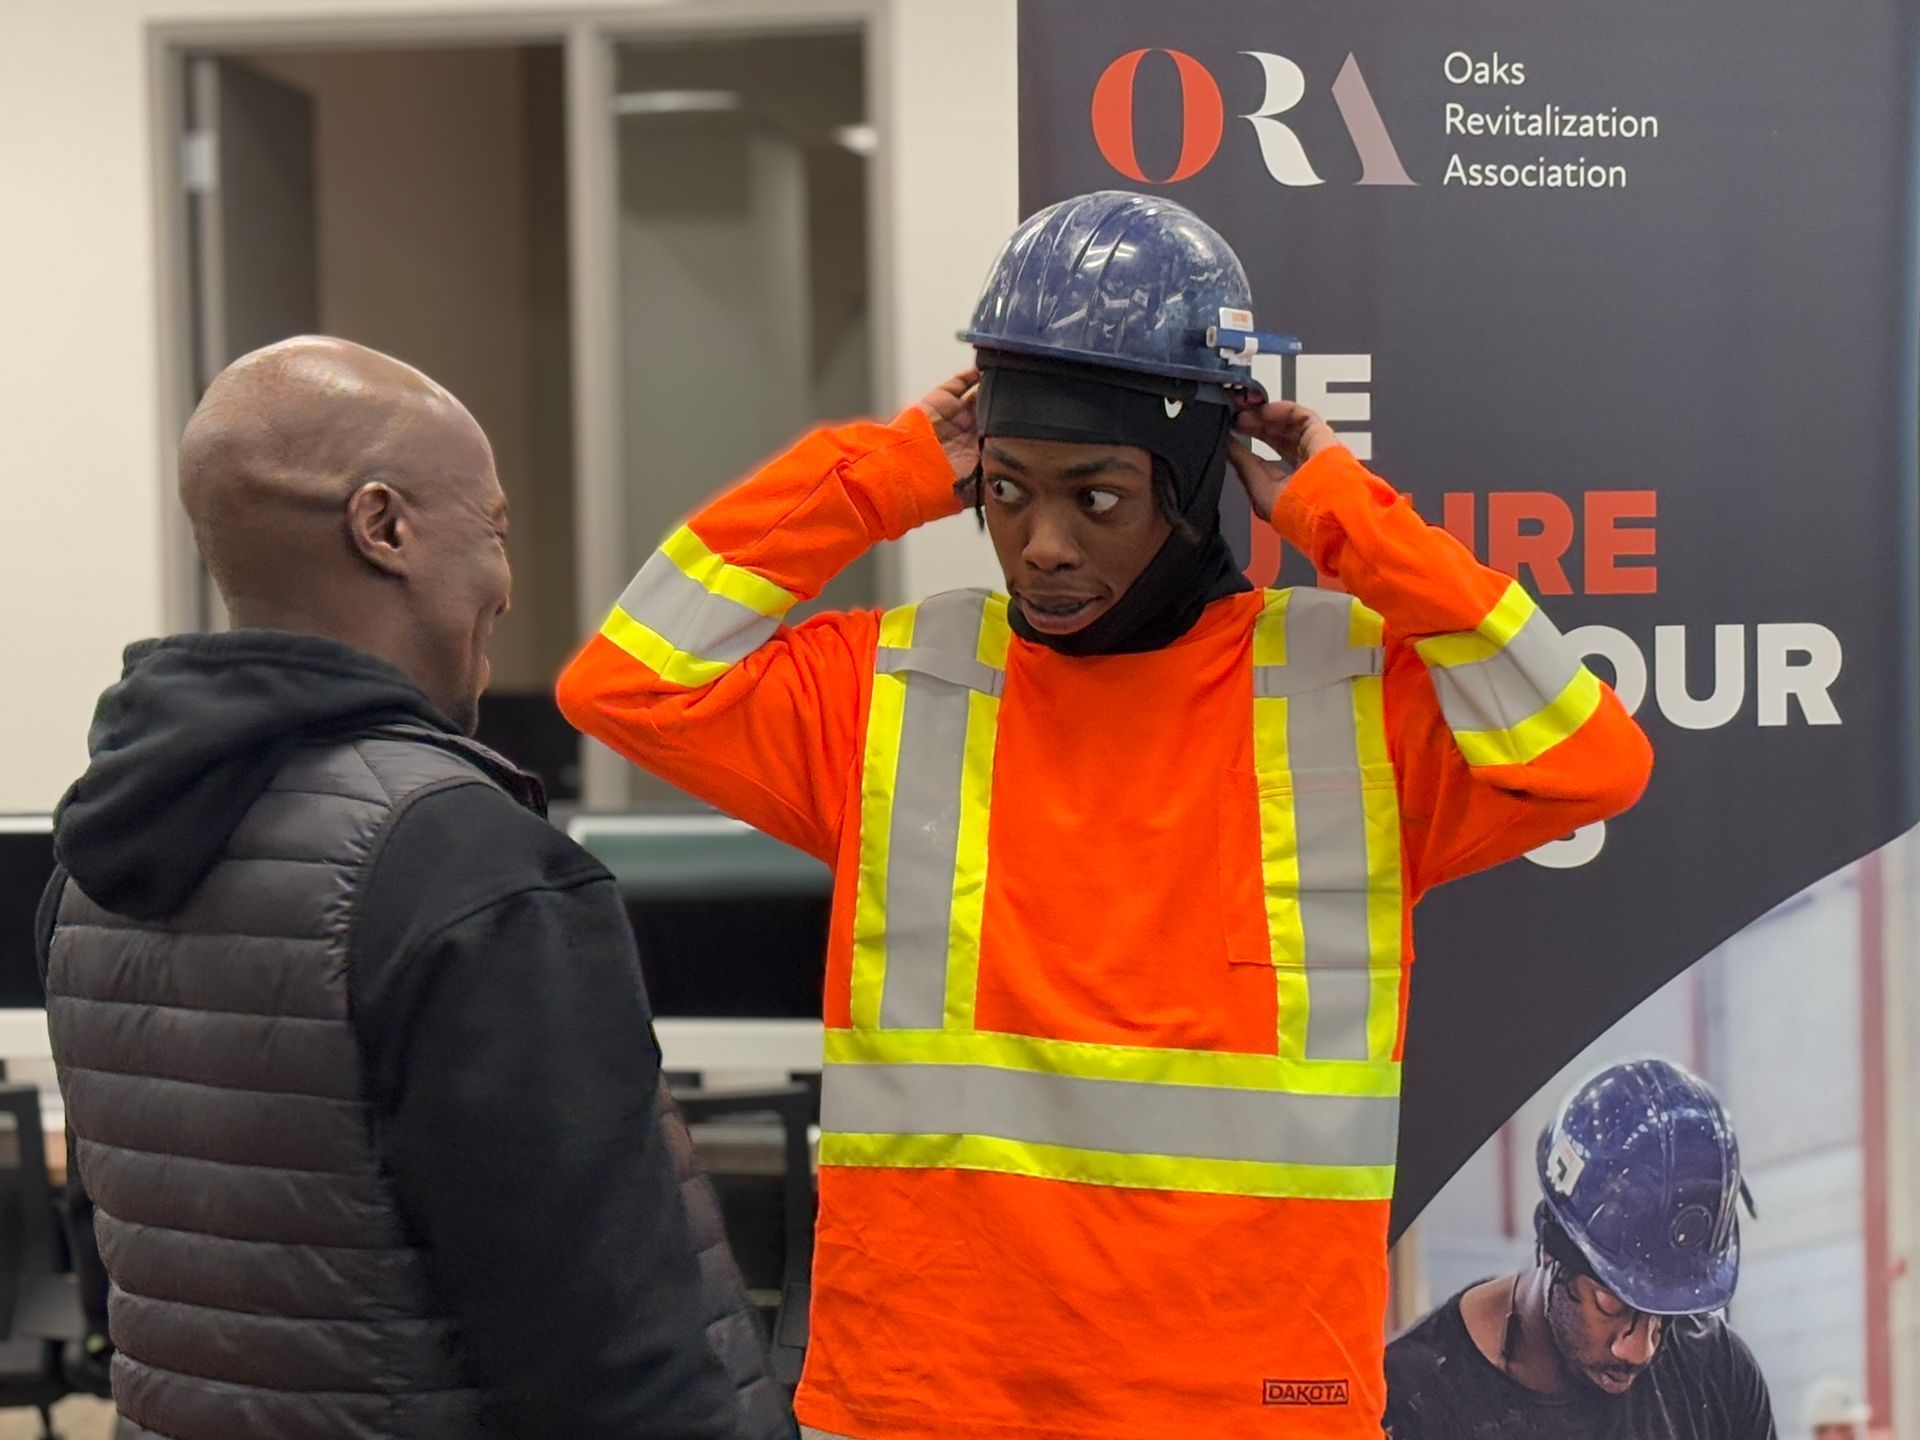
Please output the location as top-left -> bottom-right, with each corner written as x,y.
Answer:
1228,399 -> 1342,524
916,368 -> 981,482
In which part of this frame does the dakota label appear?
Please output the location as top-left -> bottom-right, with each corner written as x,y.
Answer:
1264,1379 -> 1352,1407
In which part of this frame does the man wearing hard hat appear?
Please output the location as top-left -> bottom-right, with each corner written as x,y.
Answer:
561,191 -> 1652,1439
1802,1376 -> 1872,1440
1385,1059 -> 1777,1439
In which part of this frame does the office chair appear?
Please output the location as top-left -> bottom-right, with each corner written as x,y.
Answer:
676,1081 -> 817,1388
0,1084 -> 87,1438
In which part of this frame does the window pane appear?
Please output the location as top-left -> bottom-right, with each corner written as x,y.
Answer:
613,29 -> 875,812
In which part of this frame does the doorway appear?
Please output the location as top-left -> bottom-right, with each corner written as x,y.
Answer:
182,42 -> 583,796
168,13 -> 883,809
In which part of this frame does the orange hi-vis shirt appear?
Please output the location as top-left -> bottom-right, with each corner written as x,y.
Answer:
558,410 -> 1652,1440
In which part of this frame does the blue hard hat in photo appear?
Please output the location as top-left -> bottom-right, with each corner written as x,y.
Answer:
1537,1058 -> 1744,1316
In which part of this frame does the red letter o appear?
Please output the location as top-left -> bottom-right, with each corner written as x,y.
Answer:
1090,48 -> 1224,185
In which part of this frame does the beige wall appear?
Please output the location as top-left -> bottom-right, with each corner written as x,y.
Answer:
885,0 -> 1013,599
0,0 -> 1017,812
245,46 -> 553,693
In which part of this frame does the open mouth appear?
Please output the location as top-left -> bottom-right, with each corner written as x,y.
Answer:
1018,593 -> 1104,634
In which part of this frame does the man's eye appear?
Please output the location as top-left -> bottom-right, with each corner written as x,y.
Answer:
987,477 -> 1024,504
1082,489 -> 1121,515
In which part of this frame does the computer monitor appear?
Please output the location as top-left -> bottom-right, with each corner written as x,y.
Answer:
0,818 -> 55,1009
567,813 -> 830,1021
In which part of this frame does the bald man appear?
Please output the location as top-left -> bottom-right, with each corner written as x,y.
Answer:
36,338 -> 794,1440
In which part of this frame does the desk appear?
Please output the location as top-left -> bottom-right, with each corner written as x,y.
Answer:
0,1012 -> 49,1065
566,813 -> 830,900
656,1018 -> 822,1078
0,1013 -> 824,1073
1,1011 -> 823,1164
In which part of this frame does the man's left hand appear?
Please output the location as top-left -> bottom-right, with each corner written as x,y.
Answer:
1228,399 -> 1341,523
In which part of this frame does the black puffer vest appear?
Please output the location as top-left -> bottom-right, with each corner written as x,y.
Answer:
45,730 -> 783,1439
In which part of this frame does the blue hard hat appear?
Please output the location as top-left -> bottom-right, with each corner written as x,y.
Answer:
1537,1059 -> 1743,1316
960,190 -> 1295,399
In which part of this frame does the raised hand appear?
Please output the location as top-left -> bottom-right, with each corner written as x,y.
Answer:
1227,399 -> 1341,523
916,368 -> 982,482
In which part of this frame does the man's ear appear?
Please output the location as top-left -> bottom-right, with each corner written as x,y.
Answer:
346,481 -> 409,578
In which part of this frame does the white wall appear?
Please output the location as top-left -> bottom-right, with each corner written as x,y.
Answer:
1712,873 -> 1871,1430
883,0 -> 1015,599
1891,830 -> 1920,1440
0,0 -> 1018,812
1,1 -> 170,814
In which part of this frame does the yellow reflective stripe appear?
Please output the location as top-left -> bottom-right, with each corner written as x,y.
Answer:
1348,605 -> 1404,1062
1452,665 -> 1604,767
659,525 -> 798,618
941,597 -> 1009,1031
850,604 -> 918,1029
817,1131 -> 1395,1202
1414,580 -> 1537,668
977,592 -> 1012,670
824,1026 -> 1401,1098
1252,593 -> 1309,1060
942,686 -> 996,1031
598,606 -> 733,688
1416,581 -> 1536,667
1252,588 -> 1290,667
1348,600 -> 1385,651
1344,598 -> 1408,1060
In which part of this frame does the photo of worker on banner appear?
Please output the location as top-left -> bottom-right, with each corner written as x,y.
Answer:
1387,1059 -> 1777,1440
1386,841 -> 1905,1440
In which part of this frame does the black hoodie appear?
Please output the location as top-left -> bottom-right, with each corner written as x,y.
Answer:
41,632 -> 791,1439
55,631 -> 469,918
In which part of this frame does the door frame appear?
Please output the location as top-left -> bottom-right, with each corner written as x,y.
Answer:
148,1 -> 893,807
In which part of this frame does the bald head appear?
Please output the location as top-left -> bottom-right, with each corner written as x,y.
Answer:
182,337 -> 476,596
179,336 -> 511,730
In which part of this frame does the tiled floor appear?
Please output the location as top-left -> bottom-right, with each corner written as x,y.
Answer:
0,1397 -> 115,1439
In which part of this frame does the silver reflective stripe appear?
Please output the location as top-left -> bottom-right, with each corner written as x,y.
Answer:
615,550 -> 779,665
876,646 -> 1003,696
1266,591 -> 1377,1062
1427,605 -> 1582,734
823,1063 -> 1401,1168
1254,645 -> 1381,698
1289,692 -> 1374,1059
877,592 -> 991,1030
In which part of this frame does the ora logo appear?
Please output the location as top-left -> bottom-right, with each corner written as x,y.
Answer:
1091,48 -> 1415,187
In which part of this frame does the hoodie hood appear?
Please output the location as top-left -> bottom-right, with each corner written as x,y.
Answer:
57,631 -> 471,920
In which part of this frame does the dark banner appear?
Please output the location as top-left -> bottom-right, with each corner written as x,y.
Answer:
1017,1 -> 1920,1234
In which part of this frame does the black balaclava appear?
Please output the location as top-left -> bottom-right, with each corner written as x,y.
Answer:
974,352 -> 1251,656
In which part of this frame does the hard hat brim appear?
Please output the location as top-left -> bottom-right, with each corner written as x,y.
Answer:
960,332 -> 1269,404
1576,1229 -> 1741,1317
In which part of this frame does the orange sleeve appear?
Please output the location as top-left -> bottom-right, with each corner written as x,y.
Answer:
1272,446 -> 1653,896
556,409 -> 963,862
